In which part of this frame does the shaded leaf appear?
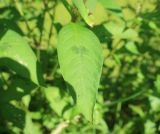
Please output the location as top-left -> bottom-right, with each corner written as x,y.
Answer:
0,78 -> 37,102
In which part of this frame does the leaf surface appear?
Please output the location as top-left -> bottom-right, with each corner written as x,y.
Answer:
99,0 -> 121,11
57,23 -> 103,121
99,0 -> 122,17
73,0 -> 95,26
0,30 -> 43,85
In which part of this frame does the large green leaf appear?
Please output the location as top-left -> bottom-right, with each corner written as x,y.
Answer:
57,23 -> 103,121
0,30 -> 43,85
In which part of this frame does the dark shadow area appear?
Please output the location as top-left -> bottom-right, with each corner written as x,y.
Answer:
0,77 -> 37,133
66,82 -> 77,105
36,60 -> 45,87
91,24 -> 112,46
0,6 -> 22,38
0,58 -> 30,80
0,57 -> 44,86
54,23 -> 63,33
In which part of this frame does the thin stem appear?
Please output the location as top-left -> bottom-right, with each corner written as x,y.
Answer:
61,0 -> 73,17
105,38 -> 122,60
51,61 -> 59,77
104,89 -> 146,107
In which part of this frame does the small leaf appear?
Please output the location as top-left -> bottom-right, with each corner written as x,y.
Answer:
24,114 -> 42,134
73,0 -> 95,26
104,21 -> 125,36
0,30 -> 43,85
57,23 -> 103,121
44,86 -> 69,116
121,28 -> 138,40
154,74 -> 160,93
128,104 -> 144,118
99,0 -> 121,11
99,0 -> 123,17
144,120 -> 156,134
125,41 -> 139,54
149,95 -> 160,112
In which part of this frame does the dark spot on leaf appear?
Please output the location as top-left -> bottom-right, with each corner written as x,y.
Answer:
88,12 -> 93,16
71,46 -> 88,56
83,0 -> 87,4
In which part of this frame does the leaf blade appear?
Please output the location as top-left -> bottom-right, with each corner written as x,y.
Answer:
57,23 -> 103,121
0,30 -> 43,85
73,0 -> 95,26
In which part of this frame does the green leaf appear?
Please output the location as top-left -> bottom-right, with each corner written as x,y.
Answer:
0,30 -> 43,85
121,28 -> 138,40
125,41 -> 139,54
149,95 -> 160,112
99,0 -> 121,11
155,74 -> 160,93
57,23 -> 103,121
98,0 -> 122,17
44,86 -> 69,116
104,21 -> 125,36
73,0 -> 95,26
85,0 -> 97,13
144,120 -> 156,134
104,22 -> 138,40
128,104 -> 144,118
24,114 -> 42,134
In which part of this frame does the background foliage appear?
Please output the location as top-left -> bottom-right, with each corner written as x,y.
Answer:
0,0 -> 160,134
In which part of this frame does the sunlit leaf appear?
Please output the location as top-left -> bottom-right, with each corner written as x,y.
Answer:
121,28 -> 138,40
57,23 -> 103,121
104,21 -> 125,36
129,104 -> 144,118
99,0 -> 121,11
73,0 -> 95,26
85,0 -> 97,13
24,114 -> 42,134
144,120 -> 156,134
155,74 -> 160,93
125,41 -> 139,54
149,96 -> 160,112
99,0 -> 122,17
0,30 -> 43,85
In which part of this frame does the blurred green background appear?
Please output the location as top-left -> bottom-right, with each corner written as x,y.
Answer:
0,0 -> 160,133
